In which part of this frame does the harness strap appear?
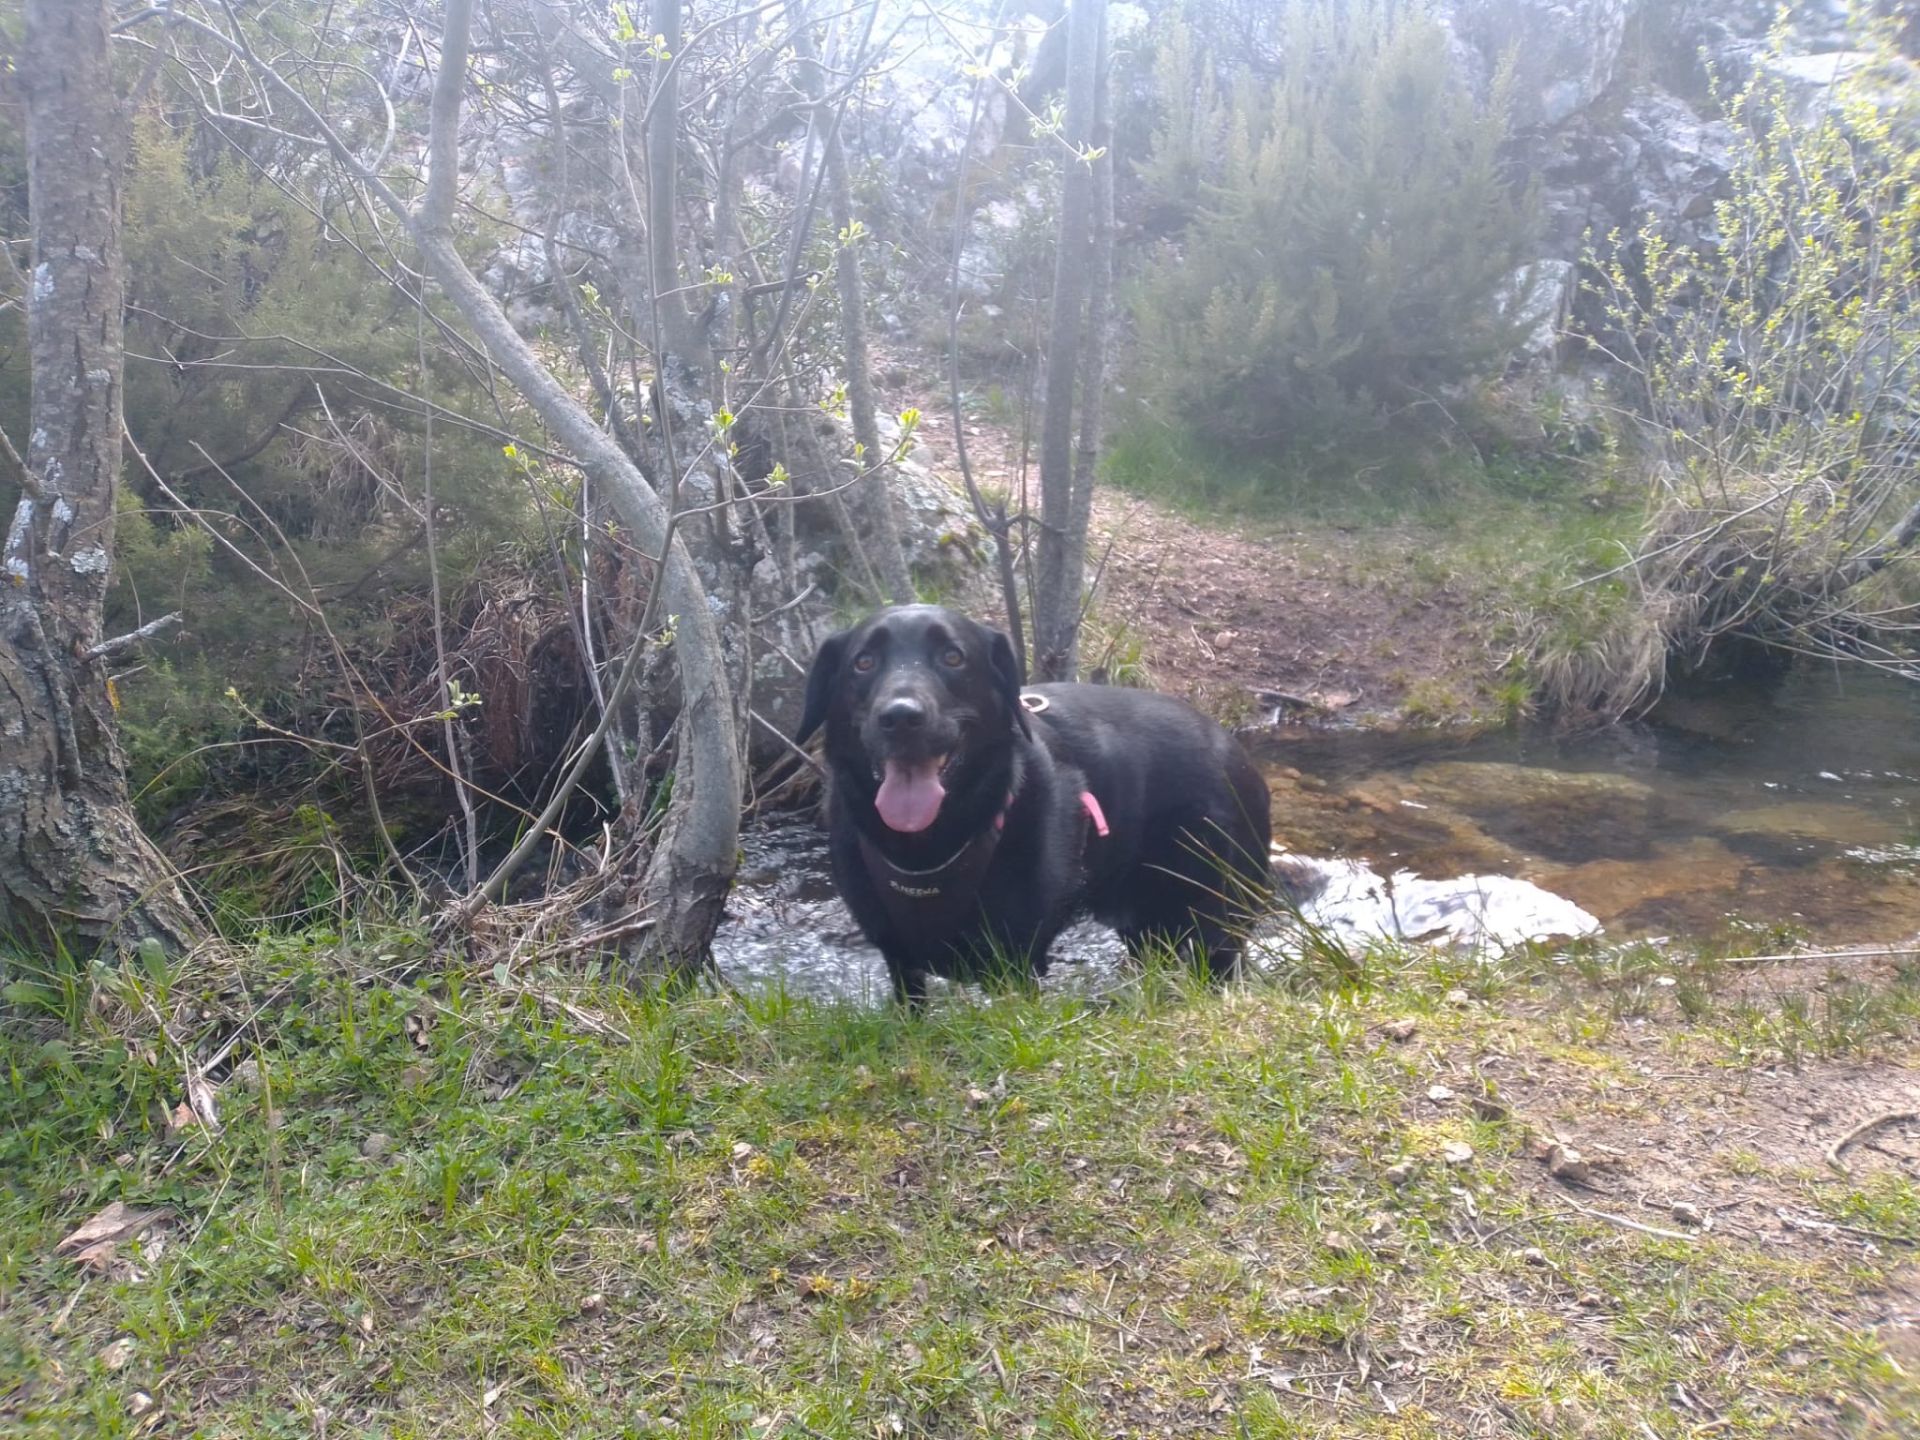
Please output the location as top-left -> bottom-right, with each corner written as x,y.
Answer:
857,821 -> 1002,939
1080,790 -> 1110,838
857,785 -> 1113,942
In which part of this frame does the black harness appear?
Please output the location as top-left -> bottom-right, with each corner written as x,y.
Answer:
855,805 -> 1010,940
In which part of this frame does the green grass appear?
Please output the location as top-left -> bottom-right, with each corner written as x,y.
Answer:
1100,413 -> 1594,529
3,930 -> 1918,1437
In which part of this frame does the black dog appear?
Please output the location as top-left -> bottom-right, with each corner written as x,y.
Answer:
795,605 -> 1272,1005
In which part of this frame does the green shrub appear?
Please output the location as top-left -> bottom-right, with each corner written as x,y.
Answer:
0,110 -> 539,829
1130,0 -> 1536,450
1581,27 -> 1920,699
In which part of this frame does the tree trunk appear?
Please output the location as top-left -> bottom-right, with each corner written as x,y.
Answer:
647,0 -> 697,362
787,0 -> 914,605
0,0 -> 199,958
1031,0 -> 1105,682
421,0 -> 741,968
944,0 -> 1028,674
1064,6 -> 1114,674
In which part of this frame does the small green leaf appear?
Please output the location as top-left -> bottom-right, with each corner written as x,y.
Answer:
138,936 -> 168,989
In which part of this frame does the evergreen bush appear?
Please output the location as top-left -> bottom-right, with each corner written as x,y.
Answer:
1130,0 -> 1536,451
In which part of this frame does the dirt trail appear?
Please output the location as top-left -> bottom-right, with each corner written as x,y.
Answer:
892,385 -> 1499,722
1085,492 -> 1495,720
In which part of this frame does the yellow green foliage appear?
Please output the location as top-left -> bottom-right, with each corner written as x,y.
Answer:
1588,24 -> 1920,683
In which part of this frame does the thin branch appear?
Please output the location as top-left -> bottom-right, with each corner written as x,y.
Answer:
1826,1110 -> 1918,1175
418,296 -> 481,891
85,611 -> 183,662
0,422 -> 45,500
749,707 -> 825,777
1708,945 -> 1920,968
945,0 -> 1025,670
1562,1198 -> 1695,1243
1836,494 -> 1920,590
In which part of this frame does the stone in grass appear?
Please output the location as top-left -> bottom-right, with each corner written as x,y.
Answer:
1384,1161 -> 1416,1185
1545,1143 -> 1590,1185
1441,1141 -> 1475,1166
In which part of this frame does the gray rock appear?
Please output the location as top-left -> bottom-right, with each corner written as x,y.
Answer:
1759,49 -> 1914,127
1618,90 -> 1735,238
877,412 -> 986,579
1545,1142 -> 1591,1184
1530,86 -> 1734,274
1450,0 -> 1638,130
1499,259 -> 1575,365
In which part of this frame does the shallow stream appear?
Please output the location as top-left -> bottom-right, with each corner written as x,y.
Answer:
713,665 -> 1920,1002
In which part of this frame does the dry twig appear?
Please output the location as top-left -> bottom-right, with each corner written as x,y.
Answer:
1711,946 -> 1920,969
1563,1197 -> 1695,1242
1825,1109 -> 1917,1175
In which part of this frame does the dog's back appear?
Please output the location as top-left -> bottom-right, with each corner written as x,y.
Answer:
1025,683 -> 1272,972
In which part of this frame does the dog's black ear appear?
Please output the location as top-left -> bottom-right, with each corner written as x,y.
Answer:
794,629 -> 850,746
987,627 -> 1033,741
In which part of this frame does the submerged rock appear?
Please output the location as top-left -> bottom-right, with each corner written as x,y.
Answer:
1544,835 -> 1747,920
1717,800 -> 1907,849
1410,760 -> 1656,806
1404,759 -> 1660,863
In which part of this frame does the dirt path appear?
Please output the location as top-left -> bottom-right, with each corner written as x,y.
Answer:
892,384 -> 1502,723
1083,491 -> 1498,721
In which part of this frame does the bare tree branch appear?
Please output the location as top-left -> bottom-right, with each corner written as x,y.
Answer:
86,612 -> 184,663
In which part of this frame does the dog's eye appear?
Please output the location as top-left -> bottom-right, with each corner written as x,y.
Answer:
940,647 -> 965,668
853,651 -> 877,674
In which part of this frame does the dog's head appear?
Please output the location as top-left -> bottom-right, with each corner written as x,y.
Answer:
795,605 -> 1031,834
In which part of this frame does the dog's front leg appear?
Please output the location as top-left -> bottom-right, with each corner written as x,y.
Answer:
882,951 -> 930,1011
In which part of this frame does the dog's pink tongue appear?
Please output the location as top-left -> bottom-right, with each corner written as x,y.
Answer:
875,758 -> 945,833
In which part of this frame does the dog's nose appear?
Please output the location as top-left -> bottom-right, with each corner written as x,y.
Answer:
877,696 -> 927,732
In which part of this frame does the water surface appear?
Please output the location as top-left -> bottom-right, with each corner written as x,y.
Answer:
714,665 -> 1920,1000
1260,664 -> 1920,943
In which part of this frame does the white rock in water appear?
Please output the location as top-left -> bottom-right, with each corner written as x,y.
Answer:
1268,852 -> 1600,954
